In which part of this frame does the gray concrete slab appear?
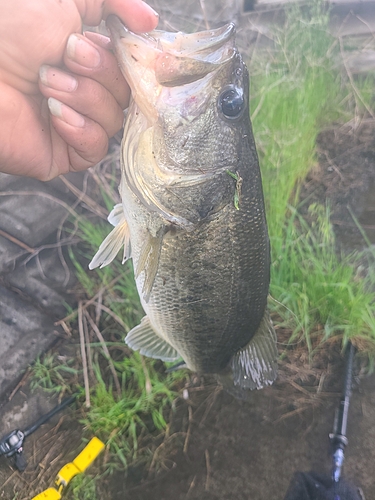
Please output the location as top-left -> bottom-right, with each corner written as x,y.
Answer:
0,285 -> 61,399
0,176 -> 70,248
0,235 -> 25,274
0,170 -> 86,402
6,248 -> 77,318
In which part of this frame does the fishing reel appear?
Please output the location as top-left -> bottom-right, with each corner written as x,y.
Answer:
0,429 -> 27,471
0,394 -> 77,472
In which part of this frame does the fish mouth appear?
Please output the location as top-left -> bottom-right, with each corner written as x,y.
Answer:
106,15 -> 235,58
106,16 -> 235,87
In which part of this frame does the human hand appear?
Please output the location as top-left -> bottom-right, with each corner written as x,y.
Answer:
0,0 -> 158,180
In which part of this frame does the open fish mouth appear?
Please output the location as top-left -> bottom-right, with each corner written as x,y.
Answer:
106,15 -> 235,64
106,15 -> 235,88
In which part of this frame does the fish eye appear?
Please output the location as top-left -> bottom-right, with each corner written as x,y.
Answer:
219,87 -> 245,119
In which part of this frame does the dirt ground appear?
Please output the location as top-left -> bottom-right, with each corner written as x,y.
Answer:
301,121 -> 375,250
110,370 -> 375,500
2,355 -> 375,500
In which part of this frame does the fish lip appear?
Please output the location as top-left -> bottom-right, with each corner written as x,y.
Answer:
182,23 -> 236,56
106,15 -> 236,60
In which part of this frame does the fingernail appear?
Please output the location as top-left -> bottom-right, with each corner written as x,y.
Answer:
40,65 -> 78,92
143,2 -> 159,18
48,97 -> 85,128
67,34 -> 101,68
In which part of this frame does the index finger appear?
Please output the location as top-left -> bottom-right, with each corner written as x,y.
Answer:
63,32 -> 131,109
79,0 -> 159,32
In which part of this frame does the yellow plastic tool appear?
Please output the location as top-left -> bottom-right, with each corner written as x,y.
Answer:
31,489 -> 61,500
31,437 -> 105,500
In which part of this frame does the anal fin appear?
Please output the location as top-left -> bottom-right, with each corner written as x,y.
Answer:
125,316 -> 180,362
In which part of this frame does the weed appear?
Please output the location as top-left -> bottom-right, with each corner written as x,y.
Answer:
80,360 -> 179,469
31,354 -> 78,394
250,1 -> 348,241
249,0 -> 375,352
270,205 -> 375,352
68,474 -> 99,500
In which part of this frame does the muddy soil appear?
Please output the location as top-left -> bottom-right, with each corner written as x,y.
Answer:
301,121 -> 375,249
108,371 -> 375,500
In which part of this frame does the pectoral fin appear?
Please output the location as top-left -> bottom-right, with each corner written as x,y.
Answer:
218,310 -> 278,395
89,205 -> 131,270
126,316 -> 180,362
107,203 -> 125,226
134,230 -> 164,302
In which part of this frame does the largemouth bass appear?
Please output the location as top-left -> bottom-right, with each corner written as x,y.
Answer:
90,16 -> 278,395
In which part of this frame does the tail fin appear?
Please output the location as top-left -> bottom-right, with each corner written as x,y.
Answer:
217,310 -> 277,398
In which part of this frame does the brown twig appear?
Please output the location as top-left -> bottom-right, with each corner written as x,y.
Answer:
288,379 -> 314,397
83,312 -> 95,383
183,405 -> 193,455
339,36 -> 375,121
1,471 -> 17,489
59,176 -> 108,218
205,449 -> 211,491
199,0 -> 210,29
140,355 -> 152,395
186,475 -> 197,498
78,301 -> 90,408
200,385 -> 221,426
59,320 -> 72,338
84,309 -> 121,396
0,228 -> 35,253
94,303 -> 130,332
55,275 -> 123,325
8,369 -> 31,401
49,451 -> 64,468
0,190 -> 81,219
95,287 -> 103,325
148,432 -> 186,472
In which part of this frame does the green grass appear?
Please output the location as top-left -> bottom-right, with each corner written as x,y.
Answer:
31,353 -> 78,394
68,475 -> 99,500
250,1 -> 347,240
29,218 -> 187,496
68,219 -> 143,331
82,355 -> 181,469
248,1 -> 375,353
62,218 -> 187,464
270,205 -> 375,351
66,0 -> 375,458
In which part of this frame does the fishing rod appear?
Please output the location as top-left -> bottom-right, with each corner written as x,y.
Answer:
0,394 -> 77,471
329,341 -> 356,498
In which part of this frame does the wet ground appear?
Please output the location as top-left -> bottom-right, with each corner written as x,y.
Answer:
1,1 -> 375,499
116,372 -> 375,500
302,122 -> 375,249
